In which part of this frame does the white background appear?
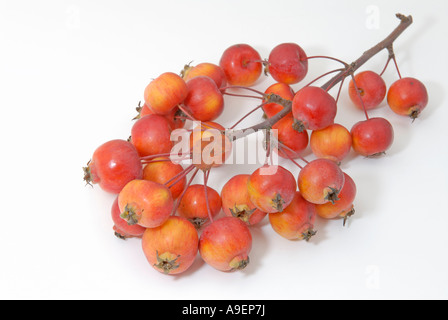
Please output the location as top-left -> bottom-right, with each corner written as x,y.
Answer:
1,0 -> 447,300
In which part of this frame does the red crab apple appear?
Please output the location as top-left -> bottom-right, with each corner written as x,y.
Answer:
298,158 -> 345,205
83,139 -> 143,194
131,114 -> 173,157
183,76 -> 224,122
142,216 -> 199,275
199,217 -> 252,272
273,115 -> 309,159
221,174 -> 267,226
387,77 -> 428,120
351,117 -> 394,157
144,72 -> 188,115
292,86 -> 337,131
269,191 -> 317,241
349,70 -> 387,110
118,180 -> 173,228
136,103 -> 185,130
247,165 -> 297,213
266,42 -> 308,85
177,184 -> 222,229
219,44 -> 262,86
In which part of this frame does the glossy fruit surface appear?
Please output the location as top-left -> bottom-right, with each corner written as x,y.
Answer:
142,216 -> 198,275
84,139 -> 143,194
349,71 -> 386,110
273,115 -> 309,159
199,217 -> 252,272
351,117 -> 394,157
219,44 -> 262,86
267,43 -> 308,84
387,77 -> 428,120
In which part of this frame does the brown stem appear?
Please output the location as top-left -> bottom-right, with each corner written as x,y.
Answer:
226,14 -> 413,142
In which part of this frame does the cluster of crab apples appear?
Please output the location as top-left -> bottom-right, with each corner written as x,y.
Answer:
84,41 -> 428,275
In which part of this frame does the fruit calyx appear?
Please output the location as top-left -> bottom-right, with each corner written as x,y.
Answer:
342,207 -> 356,227
120,204 -> 140,226
189,217 -> 207,230
292,119 -> 306,133
82,163 -> 93,187
410,107 -> 421,122
230,205 -> 257,224
154,251 -> 181,275
229,255 -> 250,271
325,187 -> 341,204
272,193 -> 286,212
302,228 -> 317,242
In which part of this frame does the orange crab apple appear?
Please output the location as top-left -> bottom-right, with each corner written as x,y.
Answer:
144,72 -> 188,115
142,157 -> 186,200
182,62 -> 227,88
111,197 -> 146,240
221,174 -> 267,226
269,191 -> 317,241
247,165 -> 297,213
118,180 -> 174,228
298,158 -> 345,205
199,217 -> 252,272
142,216 -> 199,275
183,76 -> 225,122
310,123 -> 352,164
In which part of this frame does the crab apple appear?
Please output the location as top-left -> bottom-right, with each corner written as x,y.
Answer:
247,165 -> 297,213
269,192 -> 317,241
199,217 -> 252,272
144,72 -> 188,115
262,82 -> 295,119
349,70 -> 387,110
111,197 -> 146,240
387,77 -> 428,120
142,216 -> 198,275
189,122 -> 232,170
298,158 -> 345,205
183,76 -> 225,122
351,117 -> 394,157
219,44 -> 263,86
292,86 -> 337,131
273,115 -> 309,159
83,140 -> 143,194
267,43 -> 308,85
182,62 -> 227,88
310,123 -> 352,164
131,114 -> 173,157
118,180 -> 173,228
221,175 -> 267,226
316,172 -> 356,222
177,184 -> 222,229
142,157 -> 186,199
